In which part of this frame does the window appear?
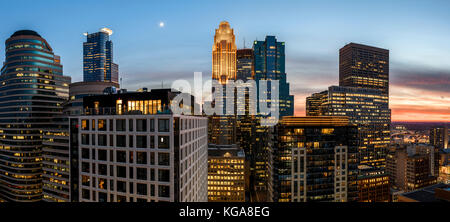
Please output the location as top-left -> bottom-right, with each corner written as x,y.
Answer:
99,164 -> 107,175
137,183 -> 147,195
150,119 -> 155,132
116,119 -> 126,131
158,153 -> 170,166
82,148 -> 90,159
117,151 -> 126,163
137,152 -> 147,164
137,168 -> 147,180
129,119 -> 134,132
158,169 -> 170,182
136,136 -> 147,148
158,119 -> 170,132
98,134 -> 107,146
158,136 -> 169,149
81,134 -> 90,145
150,136 -> 155,148
82,162 -> 90,173
117,195 -> 126,202
109,119 -> 114,131
82,175 -> 90,186
117,181 -> 126,193
99,178 -> 107,190
98,150 -> 107,161
117,166 -> 126,178
117,135 -> 126,147
82,189 -> 90,199
98,119 -> 107,131
137,119 -> 147,132
129,135 -> 134,148
158,185 -> 170,198
81,119 -> 89,130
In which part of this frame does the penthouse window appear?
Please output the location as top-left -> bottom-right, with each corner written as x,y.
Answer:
127,100 -> 162,114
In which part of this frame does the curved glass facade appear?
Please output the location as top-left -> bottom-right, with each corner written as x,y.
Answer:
0,30 -> 70,202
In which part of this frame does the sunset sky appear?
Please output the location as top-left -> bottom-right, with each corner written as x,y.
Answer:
0,0 -> 448,122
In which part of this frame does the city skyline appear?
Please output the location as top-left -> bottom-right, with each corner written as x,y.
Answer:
0,0 -> 448,122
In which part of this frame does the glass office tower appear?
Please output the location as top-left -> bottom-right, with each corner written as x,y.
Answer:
253,36 -> 294,118
0,30 -> 70,201
83,28 -> 119,84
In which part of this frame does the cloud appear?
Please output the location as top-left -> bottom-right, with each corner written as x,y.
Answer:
391,64 -> 450,93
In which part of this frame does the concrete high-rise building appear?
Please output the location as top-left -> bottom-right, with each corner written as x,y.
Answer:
339,43 -> 389,95
430,127 -> 449,150
0,30 -> 71,202
272,116 -> 359,202
73,89 -> 208,202
386,144 -> 439,192
306,86 -> 391,168
83,28 -> 119,84
253,36 -> 294,118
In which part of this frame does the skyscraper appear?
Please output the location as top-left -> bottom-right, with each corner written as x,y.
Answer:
83,28 -> 119,84
212,22 -> 237,85
253,36 -> 294,118
306,86 -> 391,168
0,30 -> 70,201
430,127 -> 449,150
339,43 -> 389,95
272,116 -> 359,202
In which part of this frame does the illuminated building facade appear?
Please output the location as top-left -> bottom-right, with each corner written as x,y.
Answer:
386,144 -> 439,192
253,36 -> 294,118
306,86 -> 391,169
430,127 -> 448,150
357,166 -> 390,202
0,30 -> 70,202
272,116 -> 358,202
208,146 -> 245,202
83,28 -> 119,83
73,90 -> 208,202
339,43 -> 389,95
212,21 -> 236,84
209,21 -> 237,146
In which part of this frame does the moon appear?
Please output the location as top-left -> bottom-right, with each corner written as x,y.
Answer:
159,22 -> 165,28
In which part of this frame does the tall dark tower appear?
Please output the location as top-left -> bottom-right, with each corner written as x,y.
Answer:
0,30 -> 70,202
339,43 -> 391,169
339,43 -> 389,95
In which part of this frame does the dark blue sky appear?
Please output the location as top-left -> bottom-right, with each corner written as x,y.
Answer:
0,0 -> 449,121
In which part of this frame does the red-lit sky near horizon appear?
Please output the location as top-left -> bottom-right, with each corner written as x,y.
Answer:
0,0 -> 448,122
